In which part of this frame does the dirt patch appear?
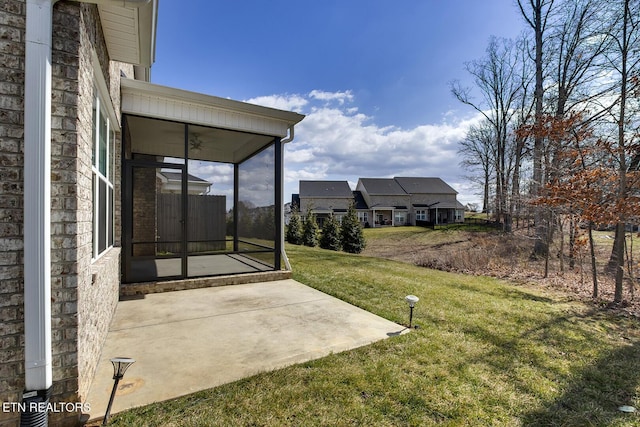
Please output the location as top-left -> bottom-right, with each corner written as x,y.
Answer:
362,228 -> 640,319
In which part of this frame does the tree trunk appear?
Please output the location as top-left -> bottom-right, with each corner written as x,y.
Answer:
588,222 -> 598,298
530,0 -> 548,257
613,223 -> 625,303
609,0 -> 631,304
569,215 -> 576,269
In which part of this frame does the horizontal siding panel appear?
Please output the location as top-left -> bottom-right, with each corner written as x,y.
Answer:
122,92 -> 295,138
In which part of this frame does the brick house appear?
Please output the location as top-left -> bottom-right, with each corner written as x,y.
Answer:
0,1 -> 303,425
296,177 -> 464,228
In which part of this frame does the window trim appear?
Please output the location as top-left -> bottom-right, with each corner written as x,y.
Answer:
92,90 -> 115,261
91,51 -> 120,261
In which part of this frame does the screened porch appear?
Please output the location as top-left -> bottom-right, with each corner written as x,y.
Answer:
119,80 -> 304,284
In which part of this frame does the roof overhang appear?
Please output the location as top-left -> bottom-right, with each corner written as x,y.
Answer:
121,79 -> 305,163
97,0 -> 158,71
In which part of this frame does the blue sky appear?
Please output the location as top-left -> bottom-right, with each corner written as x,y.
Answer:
151,1 -> 527,207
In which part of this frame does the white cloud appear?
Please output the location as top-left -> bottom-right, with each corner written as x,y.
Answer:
209,90 -> 483,206
308,89 -> 354,105
244,94 -> 308,112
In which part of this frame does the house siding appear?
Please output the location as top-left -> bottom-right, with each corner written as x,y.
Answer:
410,193 -> 457,206
0,2 -> 130,425
299,196 -> 352,214
366,195 -> 411,209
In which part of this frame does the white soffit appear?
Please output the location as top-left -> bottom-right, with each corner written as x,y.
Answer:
120,78 -> 305,137
98,1 -> 157,66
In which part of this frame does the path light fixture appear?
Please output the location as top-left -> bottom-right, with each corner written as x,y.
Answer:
405,295 -> 419,328
102,357 -> 135,426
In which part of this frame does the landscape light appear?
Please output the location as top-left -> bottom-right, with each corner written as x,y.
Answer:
405,295 -> 419,328
102,357 -> 135,426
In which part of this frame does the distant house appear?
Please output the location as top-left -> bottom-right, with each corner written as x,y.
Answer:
356,178 -> 411,226
296,177 -> 464,227
394,177 -> 465,225
298,180 -> 354,226
157,171 -> 212,195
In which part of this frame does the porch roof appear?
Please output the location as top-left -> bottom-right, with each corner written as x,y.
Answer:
121,79 -> 305,163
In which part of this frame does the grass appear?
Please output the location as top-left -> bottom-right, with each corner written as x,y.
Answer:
110,242 -> 640,426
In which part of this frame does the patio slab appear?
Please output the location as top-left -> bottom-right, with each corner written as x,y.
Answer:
85,279 -> 406,422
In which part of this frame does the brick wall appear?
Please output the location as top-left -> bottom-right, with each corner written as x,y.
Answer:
72,0 -> 132,417
132,167 -> 157,256
0,1 -> 131,425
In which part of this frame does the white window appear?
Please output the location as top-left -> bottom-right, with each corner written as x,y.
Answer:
92,92 -> 115,259
357,212 -> 368,223
416,210 -> 427,221
394,212 -> 406,225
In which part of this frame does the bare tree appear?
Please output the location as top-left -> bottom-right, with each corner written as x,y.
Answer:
601,0 -> 640,302
518,0 -> 557,255
452,37 -> 527,231
543,0 -> 610,271
458,120 -> 495,215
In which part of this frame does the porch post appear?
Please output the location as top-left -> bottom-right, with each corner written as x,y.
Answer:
233,164 -> 239,252
182,124 -> 189,277
274,138 -> 282,270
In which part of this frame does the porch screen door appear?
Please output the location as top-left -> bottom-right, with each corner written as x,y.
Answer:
123,161 -> 187,283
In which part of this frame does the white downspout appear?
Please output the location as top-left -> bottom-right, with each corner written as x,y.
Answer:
280,125 -> 295,271
24,0 -> 55,400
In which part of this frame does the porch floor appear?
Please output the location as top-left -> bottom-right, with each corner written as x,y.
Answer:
128,253 -> 274,283
85,279 -> 406,423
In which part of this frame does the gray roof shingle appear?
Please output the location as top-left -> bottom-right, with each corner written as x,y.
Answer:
299,180 -> 353,198
358,178 -> 406,195
394,177 -> 457,195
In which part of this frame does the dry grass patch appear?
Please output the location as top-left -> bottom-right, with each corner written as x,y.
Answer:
362,225 -> 640,317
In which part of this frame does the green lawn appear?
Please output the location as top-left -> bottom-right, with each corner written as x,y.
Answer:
110,243 -> 640,426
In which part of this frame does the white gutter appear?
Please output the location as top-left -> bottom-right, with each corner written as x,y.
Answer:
23,0 -> 152,416
280,126 -> 295,271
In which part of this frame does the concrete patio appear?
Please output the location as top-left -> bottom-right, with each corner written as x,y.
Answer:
85,279 -> 406,422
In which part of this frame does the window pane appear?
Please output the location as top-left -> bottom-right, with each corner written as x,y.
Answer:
92,174 -> 96,258
99,109 -> 107,175
92,97 -> 97,167
99,178 -> 107,253
109,129 -> 115,182
238,144 -> 276,269
108,185 -> 114,247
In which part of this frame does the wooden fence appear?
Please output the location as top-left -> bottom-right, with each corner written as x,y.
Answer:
157,193 -> 226,254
